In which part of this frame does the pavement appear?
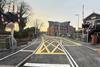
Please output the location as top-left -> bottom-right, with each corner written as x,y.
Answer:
66,37 -> 100,51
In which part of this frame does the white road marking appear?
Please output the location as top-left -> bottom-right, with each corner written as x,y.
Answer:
20,50 -> 34,52
64,45 -> 78,46
60,37 -> 100,51
17,36 -> 78,67
24,63 -> 70,67
60,40 -> 79,67
16,38 -> 41,67
16,53 -> 33,67
64,38 -> 100,51
0,38 -> 38,61
63,38 -> 81,46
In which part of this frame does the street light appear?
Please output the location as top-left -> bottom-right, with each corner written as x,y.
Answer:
75,14 -> 79,30
75,14 -> 79,39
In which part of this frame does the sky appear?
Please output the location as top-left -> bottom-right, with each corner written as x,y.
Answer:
24,0 -> 100,31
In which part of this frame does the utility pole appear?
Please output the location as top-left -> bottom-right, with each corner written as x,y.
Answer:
82,4 -> 84,20
35,19 -> 37,35
82,4 -> 85,41
75,14 -> 79,39
34,19 -> 37,38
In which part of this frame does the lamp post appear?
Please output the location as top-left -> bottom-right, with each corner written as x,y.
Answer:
75,14 -> 79,39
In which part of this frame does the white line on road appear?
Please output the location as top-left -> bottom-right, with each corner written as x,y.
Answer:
24,63 -> 70,67
63,38 -> 81,46
19,50 -> 34,52
16,53 -> 34,67
64,45 -> 79,46
0,38 -> 38,61
64,38 -> 99,51
16,38 -> 42,67
60,40 -> 79,67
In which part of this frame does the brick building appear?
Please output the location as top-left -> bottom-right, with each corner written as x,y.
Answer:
47,21 -> 75,37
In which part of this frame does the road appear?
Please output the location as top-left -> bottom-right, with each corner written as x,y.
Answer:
22,36 -> 74,67
0,38 -> 41,67
62,37 -> 100,67
0,35 -> 100,67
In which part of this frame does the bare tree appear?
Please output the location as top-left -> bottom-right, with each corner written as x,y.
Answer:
17,1 -> 31,32
34,19 -> 44,34
0,0 -> 31,32
0,0 -> 6,12
0,0 -> 6,32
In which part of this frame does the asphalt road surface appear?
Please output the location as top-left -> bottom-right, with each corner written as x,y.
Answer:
0,38 -> 40,67
0,35 -> 100,67
62,37 -> 100,67
22,36 -> 77,67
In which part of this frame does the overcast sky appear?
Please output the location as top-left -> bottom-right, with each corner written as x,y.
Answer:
24,0 -> 100,30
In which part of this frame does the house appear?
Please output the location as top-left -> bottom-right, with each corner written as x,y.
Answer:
82,12 -> 100,43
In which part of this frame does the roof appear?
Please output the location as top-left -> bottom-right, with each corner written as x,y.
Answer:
84,12 -> 100,21
48,21 -> 70,24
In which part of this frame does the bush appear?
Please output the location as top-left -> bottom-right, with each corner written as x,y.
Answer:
14,27 -> 35,38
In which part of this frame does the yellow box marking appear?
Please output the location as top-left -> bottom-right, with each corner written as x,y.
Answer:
35,37 -> 64,54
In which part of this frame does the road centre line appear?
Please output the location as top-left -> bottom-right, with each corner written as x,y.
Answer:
60,40 -> 79,67
52,39 -> 75,67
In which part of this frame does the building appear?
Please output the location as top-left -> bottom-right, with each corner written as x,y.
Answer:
82,12 -> 100,43
47,21 -> 75,37
68,26 -> 76,38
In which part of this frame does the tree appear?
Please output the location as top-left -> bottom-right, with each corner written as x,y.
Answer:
17,1 -> 31,32
0,0 -> 6,12
34,19 -> 44,35
0,0 -> 31,32
0,0 -> 6,32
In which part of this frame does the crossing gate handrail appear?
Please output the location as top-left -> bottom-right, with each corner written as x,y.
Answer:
0,35 -> 17,49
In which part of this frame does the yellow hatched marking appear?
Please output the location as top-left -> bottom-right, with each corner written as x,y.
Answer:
35,37 -> 64,54
51,43 -> 61,53
41,41 -> 55,52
